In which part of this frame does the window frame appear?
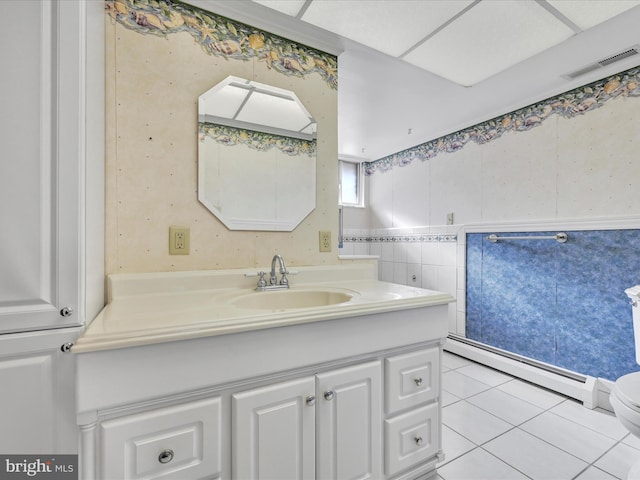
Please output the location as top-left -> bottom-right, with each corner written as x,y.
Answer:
338,158 -> 365,208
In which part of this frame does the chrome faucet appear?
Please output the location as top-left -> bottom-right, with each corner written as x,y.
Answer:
269,254 -> 289,287
246,255 -> 294,291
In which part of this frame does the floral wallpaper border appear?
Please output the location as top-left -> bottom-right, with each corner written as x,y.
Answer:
106,0 -> 338,89
365,66 -> 640,175
199,122 -> 317,157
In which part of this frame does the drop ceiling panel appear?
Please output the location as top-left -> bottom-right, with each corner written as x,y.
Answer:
250,0 -> 640,87
403,0 -> 575,86
300,0 -> 474,57
547,0 -> 640,30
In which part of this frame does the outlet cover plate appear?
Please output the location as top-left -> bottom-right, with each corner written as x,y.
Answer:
319,230 -> 331,252
169,226 -> 190,255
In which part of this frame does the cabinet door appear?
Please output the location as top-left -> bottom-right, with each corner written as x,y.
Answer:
232,377 -> 316,480
0,328 -> 79,454
316,361 -> 382,480
0,0 -> 83,333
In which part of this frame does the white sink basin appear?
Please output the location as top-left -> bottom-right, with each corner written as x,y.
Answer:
231,289 -> 354,310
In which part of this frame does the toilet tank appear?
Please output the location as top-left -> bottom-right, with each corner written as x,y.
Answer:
625,285 -> 640,365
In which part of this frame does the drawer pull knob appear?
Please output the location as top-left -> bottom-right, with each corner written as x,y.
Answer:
414,436 -> 423,446
158,449 -> 174,464
414,377 -> 423,386
306,395 -> 316,406
324,390 -> 335,401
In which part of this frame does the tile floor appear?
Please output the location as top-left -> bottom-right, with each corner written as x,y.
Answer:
437,352 -> 640,480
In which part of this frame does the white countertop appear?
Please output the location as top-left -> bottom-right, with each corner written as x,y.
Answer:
73,264 -> 453,353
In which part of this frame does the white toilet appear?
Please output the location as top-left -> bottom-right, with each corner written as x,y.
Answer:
611,285 -> 640,479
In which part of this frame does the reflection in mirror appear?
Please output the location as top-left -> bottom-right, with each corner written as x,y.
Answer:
198,76 -> 317,231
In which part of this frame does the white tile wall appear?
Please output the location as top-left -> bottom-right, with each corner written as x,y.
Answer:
340,226 -> 460,327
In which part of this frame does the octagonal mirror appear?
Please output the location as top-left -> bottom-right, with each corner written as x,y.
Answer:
198,76 -> 317,231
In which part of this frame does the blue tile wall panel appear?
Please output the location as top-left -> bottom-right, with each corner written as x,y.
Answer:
466,229 -> 640,380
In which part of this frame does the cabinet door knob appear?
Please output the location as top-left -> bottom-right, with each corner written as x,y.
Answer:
305,395 -> 316,406
414,377 -> 423,386
158,449 -> 174,464
324,390 -> 335,401
414,436 -> 423,446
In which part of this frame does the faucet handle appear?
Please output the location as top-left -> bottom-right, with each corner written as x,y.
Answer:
245,271 -> 268,289
278,269 -> 300,286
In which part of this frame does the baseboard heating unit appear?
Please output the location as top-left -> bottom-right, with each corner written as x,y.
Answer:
445,335 -> 600,409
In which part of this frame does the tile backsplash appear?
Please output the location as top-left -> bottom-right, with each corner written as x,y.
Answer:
340,227 -> 459,332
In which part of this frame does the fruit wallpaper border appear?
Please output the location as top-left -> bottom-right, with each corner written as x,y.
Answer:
106,0 -> 338,89
365,66 -> 640,175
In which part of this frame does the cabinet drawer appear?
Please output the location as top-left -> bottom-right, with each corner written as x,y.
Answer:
385,348 -> 439,414
100,397 -> 222,480
384,404 -> 439,477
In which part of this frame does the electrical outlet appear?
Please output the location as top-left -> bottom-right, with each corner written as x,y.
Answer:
319,230 -> 332,252
169,226 -> 190,255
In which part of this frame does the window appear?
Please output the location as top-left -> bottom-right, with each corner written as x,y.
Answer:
339,159 -> 364,207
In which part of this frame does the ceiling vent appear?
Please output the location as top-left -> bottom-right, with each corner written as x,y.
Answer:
563,45 -> 640,80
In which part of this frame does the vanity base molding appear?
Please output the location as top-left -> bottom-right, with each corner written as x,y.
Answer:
76,305 -> 448,480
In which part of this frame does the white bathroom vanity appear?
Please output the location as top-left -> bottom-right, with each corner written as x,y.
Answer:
74,264 -> 452,479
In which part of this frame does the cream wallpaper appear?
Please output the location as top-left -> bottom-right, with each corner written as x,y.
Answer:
365,67 -> 640,175
105,1 -> 339,274
364,93 -> 640,229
